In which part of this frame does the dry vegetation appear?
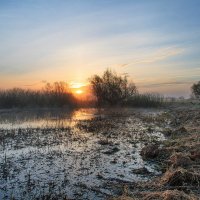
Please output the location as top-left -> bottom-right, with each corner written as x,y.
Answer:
110,106 -> 200,200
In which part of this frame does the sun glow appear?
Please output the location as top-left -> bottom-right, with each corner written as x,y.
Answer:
69,81 -> 92,99
69,81 -> 88,96
75,89 -> 83,94
70,82 -> 86,89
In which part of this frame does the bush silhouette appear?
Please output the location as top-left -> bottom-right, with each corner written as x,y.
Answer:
191,81 -> 200,99
90,69 -> 137,105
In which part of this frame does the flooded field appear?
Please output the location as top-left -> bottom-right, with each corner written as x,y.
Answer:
0,108 -> 168,200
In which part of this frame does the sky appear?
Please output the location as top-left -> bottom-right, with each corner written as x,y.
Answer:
0,0 -> 200,97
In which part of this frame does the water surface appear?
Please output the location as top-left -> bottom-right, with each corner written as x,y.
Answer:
0,108 -> 165,200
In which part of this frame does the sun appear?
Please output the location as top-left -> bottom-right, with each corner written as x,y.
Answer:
75,89 -> 83,94
70,82 -> 87,96
69,81 -> 90,97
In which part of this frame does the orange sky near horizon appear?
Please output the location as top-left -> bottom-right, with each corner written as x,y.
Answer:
0,70 -> 195,98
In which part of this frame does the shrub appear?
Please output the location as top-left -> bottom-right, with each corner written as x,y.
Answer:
191,81 -> 200,99
90,69 -> 137,106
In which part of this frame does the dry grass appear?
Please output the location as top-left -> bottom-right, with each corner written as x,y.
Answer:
161,167 -> 200,186
112,107 -> 200,200
76,117 -> 116,133
169,152 -> 192,168
140,144 -> 172,161
140,144 -> 160,159
109,195 -> 135,200
143,190 -> 199,200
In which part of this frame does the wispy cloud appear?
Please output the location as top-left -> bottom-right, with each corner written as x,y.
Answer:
139,81 -> 193,88
120,47 -> 184,67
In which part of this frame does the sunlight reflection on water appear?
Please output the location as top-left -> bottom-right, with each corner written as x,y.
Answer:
0,108 -> 98,129
0,107 -> 162,129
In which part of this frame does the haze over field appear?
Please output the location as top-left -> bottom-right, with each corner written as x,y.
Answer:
0,0 -> 200,97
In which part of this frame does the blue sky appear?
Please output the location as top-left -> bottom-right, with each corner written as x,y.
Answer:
0,0 -> 200,96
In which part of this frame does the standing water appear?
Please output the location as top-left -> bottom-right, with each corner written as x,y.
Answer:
0,108 -> 166,199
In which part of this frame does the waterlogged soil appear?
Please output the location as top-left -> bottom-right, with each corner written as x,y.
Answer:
0,108 -> 168,200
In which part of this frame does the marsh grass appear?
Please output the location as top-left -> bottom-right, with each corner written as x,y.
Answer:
125,93 -> 164,108
112,108 -> 200,200
0,87 -> 76,108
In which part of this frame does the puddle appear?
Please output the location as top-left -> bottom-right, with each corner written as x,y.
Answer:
0,108 -> 166,199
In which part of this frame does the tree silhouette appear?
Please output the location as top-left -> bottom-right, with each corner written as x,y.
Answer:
90,69 -> 137,105
191,81 -> 200,99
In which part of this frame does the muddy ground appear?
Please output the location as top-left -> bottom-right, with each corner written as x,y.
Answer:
0,104 -> 199,200
110,104 -> 200,200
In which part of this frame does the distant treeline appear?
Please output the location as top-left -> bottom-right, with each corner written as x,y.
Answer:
0,82 -> 76,108
0,70 -> 168,109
